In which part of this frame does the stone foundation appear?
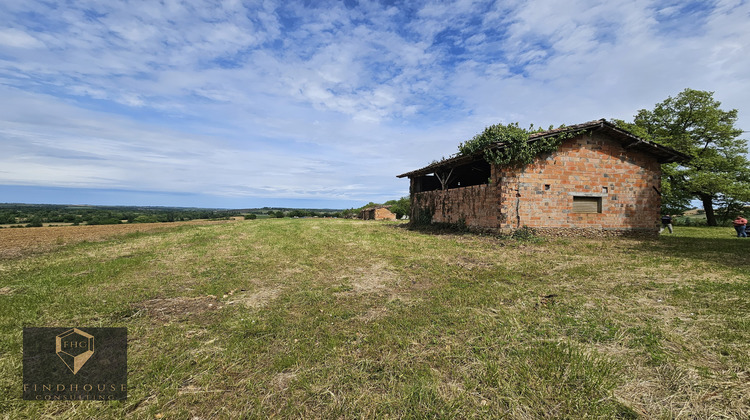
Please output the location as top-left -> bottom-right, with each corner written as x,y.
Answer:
529,227 -> 658,238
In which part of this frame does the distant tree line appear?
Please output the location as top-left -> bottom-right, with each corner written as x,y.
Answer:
0,204 -> 242,228
0,201 -> 413,228
241,198 -> 411,220
242,208 -> 343,219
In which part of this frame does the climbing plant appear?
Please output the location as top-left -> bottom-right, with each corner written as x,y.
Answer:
457,122 -> 582,167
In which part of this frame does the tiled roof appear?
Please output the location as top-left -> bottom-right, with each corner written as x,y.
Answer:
396,119 -> 688,178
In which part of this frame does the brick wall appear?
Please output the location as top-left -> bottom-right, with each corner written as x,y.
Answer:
412,184 -> 498,228
498,131 -> 662,233
409,131 -> 663,235
375,208 -> 397,221
361,207 -> 397,220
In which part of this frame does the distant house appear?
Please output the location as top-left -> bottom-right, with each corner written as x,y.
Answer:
396,119 -> 688,236
360,206 -> 397,221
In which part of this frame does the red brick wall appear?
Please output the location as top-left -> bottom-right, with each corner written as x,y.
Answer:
409,131 -> 663,235
361,208 -> 397,220
498,131 -> 661,233
412,184 -> 498,228
375,208 -> 397,221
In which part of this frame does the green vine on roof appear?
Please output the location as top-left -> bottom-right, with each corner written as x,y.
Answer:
457,122 -> 582,167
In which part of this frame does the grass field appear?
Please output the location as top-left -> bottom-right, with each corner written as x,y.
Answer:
1,219 -> 748,418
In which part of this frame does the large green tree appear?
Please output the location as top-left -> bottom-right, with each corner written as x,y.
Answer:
623,88 -> 750,226
384,196 -> 410,219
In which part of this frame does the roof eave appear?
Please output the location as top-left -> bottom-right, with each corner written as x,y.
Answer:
396,119 -> 689,178
396,152 -> 482,178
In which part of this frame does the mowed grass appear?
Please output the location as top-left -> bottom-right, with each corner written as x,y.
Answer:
0,220 -> 748,419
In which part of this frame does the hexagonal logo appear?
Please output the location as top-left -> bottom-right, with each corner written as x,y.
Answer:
55,328 -> 94,374
23,327 -> 127,400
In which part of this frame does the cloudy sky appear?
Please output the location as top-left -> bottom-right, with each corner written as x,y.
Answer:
1,0 -> 749,209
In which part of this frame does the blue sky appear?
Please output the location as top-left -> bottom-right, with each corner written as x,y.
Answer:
1,0 -> 749,209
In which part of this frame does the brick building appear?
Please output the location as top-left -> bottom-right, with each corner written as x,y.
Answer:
360,205 -> 397,221
396,119 -> 687,236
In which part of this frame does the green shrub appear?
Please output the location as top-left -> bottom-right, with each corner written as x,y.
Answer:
511,225 -> 537,240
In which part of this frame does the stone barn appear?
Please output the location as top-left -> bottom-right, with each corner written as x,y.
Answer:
360,205 -> 397,221
396,119 -> 687,236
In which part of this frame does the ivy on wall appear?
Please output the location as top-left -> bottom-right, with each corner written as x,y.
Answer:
457,122 -> 583,167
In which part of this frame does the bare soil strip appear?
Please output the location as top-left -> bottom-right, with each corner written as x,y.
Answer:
0,220 -> 235,259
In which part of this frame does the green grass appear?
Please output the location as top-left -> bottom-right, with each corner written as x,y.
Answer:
1,221 -> 749,418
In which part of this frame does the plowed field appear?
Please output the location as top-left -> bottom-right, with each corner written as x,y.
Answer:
0,220 -> 234,259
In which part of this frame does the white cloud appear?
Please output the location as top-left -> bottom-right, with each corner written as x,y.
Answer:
0,28 -> 44,48
1,0 -> 749,207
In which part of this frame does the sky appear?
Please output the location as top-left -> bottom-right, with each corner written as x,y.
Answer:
1,0 -> 749,209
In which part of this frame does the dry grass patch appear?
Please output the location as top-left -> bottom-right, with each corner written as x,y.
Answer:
348,261 -> 397,294
135,296 -> 223,322
613,360 -> 747,419
225,287 -> 282,309
356,294 -> 420,323
446,256 -> 495,270
271,371 -> 298,391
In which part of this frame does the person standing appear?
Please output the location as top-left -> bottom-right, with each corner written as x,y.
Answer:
733,215 -> 747,237
660,214 -> 673,234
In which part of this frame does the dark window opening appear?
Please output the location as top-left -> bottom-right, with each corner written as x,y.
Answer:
544,184 -> 551,191
414,160 -> 491,192
413,175 -> 441,193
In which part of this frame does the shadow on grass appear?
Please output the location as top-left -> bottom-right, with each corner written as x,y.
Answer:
396,222 -> 542,242
397,222 -> 471,235
629,234 -> 750,272
403,223 -> 750,271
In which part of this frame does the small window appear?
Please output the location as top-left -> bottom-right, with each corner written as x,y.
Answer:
602,186 -> 608,193
573,196 -> 602,213
544,184 -> 551,191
